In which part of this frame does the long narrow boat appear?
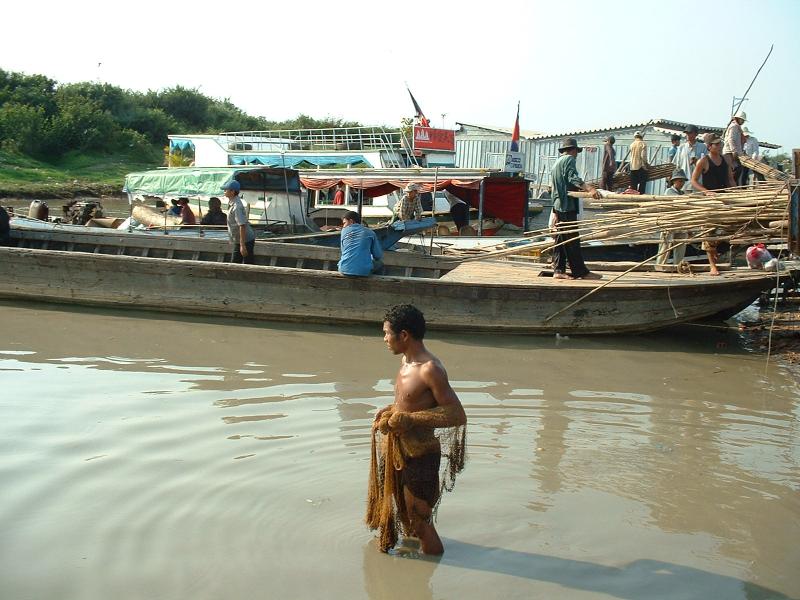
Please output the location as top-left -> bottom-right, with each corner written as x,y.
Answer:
10,214 -> 437,251
1,223 -> 779,335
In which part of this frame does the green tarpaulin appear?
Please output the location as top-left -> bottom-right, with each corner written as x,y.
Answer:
123,167 -> 299,196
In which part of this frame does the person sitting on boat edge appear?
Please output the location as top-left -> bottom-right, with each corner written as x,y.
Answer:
168,198 -> 182,217
176,198 -> 196,227
656,168 -> 689,266
338,210 -> 383,276
550,137 -> 602,281
201,197 -> 227,227
222,180 -> 256,264
665,168 -> 688,196
393,183 -> 423,221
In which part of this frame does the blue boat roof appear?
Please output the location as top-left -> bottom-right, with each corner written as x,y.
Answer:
229,154 -> 372,168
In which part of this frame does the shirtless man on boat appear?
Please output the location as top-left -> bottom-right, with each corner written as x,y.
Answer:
367,304 -> 467,555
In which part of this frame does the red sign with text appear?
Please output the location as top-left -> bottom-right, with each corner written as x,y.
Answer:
413,126 -> 455,151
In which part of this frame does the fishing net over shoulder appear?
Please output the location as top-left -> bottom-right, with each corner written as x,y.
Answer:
365,405 -> 466,552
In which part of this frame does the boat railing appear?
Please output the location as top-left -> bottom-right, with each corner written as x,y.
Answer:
220,126 -> 404,153
9,224 -> 460,280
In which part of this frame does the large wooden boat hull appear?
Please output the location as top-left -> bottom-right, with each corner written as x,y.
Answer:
0,239 -> 775,334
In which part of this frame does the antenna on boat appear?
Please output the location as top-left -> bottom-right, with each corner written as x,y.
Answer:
731,44 -> 773,118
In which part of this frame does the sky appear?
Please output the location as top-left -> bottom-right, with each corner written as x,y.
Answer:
2,0 -> 799,151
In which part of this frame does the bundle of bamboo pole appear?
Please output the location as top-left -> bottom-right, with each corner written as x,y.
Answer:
586,163 -> 675,190
739,155 -> 789,181
442,182 -> 790,262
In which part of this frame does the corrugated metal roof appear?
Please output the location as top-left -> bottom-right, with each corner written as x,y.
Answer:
529,118 -> 781,149
456,122 -> 543,139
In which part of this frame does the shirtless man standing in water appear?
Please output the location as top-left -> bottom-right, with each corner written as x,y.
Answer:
374,304 -> 466,555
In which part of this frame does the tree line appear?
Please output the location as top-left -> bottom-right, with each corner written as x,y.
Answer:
0,68 -> 362,163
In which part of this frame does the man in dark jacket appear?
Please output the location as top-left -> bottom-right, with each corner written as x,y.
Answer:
550,138 -> 601,280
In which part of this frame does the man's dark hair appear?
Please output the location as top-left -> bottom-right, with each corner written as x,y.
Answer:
384,304 -> 426,339
343,210 -> 361,224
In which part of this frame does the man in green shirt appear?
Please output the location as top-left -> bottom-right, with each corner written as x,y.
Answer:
550,137 -> 601,280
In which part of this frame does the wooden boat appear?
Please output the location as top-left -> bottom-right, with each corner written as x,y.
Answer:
10,214 -> 437,252
1,222 -> 780,335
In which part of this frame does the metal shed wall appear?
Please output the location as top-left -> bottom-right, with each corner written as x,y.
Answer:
456,127 -> 678,194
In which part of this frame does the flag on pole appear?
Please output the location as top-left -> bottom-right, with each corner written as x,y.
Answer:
407,87 -> 430,127
510,102 -> 520,152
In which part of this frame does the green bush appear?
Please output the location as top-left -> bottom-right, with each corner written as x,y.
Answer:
43,93 -> 118,156
0,67 -> 367,177
0,102 -> 48,155
126,107 -> 179,144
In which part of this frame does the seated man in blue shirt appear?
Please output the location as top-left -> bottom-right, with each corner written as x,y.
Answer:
338,211 -> 383,276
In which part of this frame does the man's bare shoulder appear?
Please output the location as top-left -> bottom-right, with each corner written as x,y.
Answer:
414,351 -> 443,371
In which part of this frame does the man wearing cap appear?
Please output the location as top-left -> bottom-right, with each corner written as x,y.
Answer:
671,125 -> 706,192
629,131 -> 649,194
550,137 -> 601,280
601,135 -> 616,191
222,180 -> 256,264
723,111 -> 746,185
741,127 -> 760,185
691,133 -> 735,276
656,168 -> 689,265
667,134 -> 681,162
692,133 -> 735,193
393,183 -> 423,221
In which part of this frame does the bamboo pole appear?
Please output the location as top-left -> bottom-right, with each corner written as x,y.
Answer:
448,183 -> 789,261
542,233 -> 714,324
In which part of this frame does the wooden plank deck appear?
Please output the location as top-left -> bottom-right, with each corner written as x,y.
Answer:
438,259 -> 765,288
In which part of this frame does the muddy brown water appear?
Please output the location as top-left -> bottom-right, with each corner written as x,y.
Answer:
0,301 -> 798,600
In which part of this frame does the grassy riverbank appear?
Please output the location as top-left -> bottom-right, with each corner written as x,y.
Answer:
0,149 -> 159,199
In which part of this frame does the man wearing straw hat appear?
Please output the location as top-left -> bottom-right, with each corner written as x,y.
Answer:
656,168 -> 689,265
723,111 -> 746,185
393,183 -> 423,221
550,137 -> 601,280
665,168 -> 688,196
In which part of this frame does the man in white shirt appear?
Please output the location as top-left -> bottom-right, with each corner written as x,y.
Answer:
741,127 -> 760,185
222,180 -> 256,264
723,110 -> 746,185
672,124 -> 707,192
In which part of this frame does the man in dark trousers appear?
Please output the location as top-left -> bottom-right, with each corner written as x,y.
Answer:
550,137 -> 601,280
601,135 -> 616,191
